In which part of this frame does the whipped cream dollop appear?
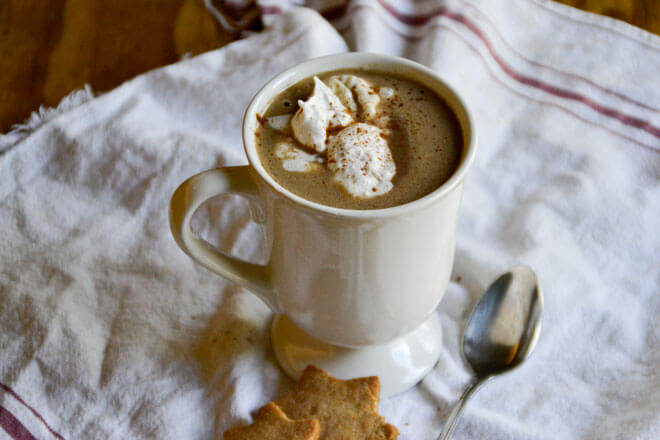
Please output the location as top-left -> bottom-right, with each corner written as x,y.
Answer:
271,75 -> 397,199
274,141 -> 323,172
328,123 -> 396,197
291,77 -> 352,153
379,87 -> 394,99
265,114 -> 292,134
328,75 -> 380,119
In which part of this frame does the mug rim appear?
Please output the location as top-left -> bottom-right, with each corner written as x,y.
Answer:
242,52 -> 476,218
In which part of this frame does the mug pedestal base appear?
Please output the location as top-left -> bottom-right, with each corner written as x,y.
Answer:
271,314 -> 443,398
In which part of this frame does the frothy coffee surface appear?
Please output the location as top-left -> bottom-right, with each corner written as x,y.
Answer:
255,69 -> 463,210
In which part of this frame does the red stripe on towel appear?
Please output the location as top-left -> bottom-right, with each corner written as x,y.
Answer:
373,1 -> 660,139
0,406 -> 37,440
329,0 -> 658,111
458,1 -> 659,112
331,4 -> 658,151
0,383 -> 65,440
262,1 -> 659,143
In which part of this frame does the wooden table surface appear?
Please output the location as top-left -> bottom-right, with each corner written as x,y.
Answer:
1,0 -> 658,133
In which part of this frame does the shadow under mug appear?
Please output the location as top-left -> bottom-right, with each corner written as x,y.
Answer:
170,53 -> 475,349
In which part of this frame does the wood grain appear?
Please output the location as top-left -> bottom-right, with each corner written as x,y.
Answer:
0,0 -> 232,132
556,0 -> 660,35
0,0 -> 657,132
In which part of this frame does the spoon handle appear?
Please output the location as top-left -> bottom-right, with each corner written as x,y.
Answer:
437,377 -> 488,440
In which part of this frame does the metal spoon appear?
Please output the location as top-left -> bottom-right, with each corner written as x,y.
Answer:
438,265 -> 543,440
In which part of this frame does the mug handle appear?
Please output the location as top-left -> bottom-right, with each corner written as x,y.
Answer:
169,166 -> 278,312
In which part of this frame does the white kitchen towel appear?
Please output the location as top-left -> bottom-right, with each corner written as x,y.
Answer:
1,0 -> 658,439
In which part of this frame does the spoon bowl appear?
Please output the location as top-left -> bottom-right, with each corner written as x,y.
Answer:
463,265 -> 543,376
438,265 -> 543,440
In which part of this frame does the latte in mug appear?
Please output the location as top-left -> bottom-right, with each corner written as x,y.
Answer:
255,69 -> 463,210
171,53 -> 476,395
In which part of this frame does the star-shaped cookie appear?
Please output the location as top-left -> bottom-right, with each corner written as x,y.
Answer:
274,365 -> 399,440
223,402 -> 320,440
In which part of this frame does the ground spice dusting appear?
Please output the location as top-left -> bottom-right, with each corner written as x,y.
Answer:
255,69 -> 462,209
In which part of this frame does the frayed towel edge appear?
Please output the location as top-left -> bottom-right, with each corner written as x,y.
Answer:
0,84 -> 95,154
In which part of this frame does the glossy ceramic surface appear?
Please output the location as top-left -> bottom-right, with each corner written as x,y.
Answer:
271,313 -> 443,398
170,53 -> 475,392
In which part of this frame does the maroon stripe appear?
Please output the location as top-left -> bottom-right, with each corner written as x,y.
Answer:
435,21 -> 660,153
334,4 -> 658,152
0,406 -> 37,440
259,5 -> 282,15
459,1 -> 659,113
0,383 -> 65,440
373,1 -> 660,139
335,0 -> 657,112
260,1 -> 660,144
444,12 -> 660,138
373,2 -> 447,26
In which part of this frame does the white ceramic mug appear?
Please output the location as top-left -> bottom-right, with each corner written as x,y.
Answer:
170,53 -> 475,349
